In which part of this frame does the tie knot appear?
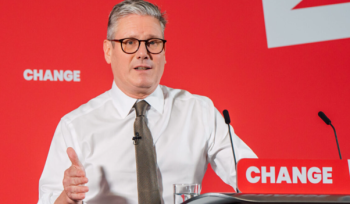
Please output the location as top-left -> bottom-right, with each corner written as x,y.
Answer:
134,100 -> 149,117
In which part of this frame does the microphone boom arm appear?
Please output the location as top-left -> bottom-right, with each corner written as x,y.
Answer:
330,123 -> 342,160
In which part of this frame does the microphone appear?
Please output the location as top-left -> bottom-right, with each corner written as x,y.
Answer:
223,110 -> 231,124
318,111 -> 331,125
223,109 -> 239,193
318,111 -> 342,159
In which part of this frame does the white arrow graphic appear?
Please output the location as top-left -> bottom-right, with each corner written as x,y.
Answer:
348,160 -> 350,177
263,0 -> 350,48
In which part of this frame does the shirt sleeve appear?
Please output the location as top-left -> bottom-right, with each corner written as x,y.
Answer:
207,105 -> 258,190
37,119 -> 79,204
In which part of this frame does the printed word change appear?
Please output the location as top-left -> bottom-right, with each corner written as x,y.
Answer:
23,69 -> 80,82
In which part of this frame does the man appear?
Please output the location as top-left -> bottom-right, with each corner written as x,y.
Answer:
38,0 -> 257,204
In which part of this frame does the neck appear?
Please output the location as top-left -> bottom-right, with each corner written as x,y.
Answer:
124,91 -> 150,99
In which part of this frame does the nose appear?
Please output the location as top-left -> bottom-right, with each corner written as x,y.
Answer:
136,41 -> 150,60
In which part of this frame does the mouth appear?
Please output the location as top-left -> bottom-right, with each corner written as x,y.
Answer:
134,66 -> 151,70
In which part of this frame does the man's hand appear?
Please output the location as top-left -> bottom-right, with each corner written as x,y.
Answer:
56,147 -> 89,204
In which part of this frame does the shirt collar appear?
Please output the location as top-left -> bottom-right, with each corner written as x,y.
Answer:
110,82 -> 164,118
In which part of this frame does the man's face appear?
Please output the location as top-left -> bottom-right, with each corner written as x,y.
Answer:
103,14 -> 166,98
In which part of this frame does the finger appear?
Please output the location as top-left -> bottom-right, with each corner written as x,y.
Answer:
65,186 -> 89,201
65,187 -> 89,201
65,166 -> 86,178
67,147 -> 83,167
64,176 -> 89,186
72,176 -> 89,185
69,193 -> 86,201
65,185 -> 89,194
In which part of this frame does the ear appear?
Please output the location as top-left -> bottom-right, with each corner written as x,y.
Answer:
163,44 -> 166,64
103,40 -> 112,64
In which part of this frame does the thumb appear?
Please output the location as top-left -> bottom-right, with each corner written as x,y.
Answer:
67,147 -> 83,167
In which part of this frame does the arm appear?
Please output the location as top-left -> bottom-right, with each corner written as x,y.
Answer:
207,107 -> 257,189
54,147 -> 89,204
38,120 -> 89,204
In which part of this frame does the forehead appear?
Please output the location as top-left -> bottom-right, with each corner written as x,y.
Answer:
114,14 -> 163,39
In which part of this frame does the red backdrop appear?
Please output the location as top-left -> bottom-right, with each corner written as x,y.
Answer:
1,0 -> 350,203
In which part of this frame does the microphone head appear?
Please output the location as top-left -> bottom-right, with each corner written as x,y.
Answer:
318,111 -> 331,125
223,110 -> 231,124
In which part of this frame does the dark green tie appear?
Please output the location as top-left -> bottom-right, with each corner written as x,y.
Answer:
133,100 -> 161,204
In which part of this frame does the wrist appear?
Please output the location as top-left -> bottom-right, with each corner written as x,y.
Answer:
66,198 -> 83,204
66,199 -> 83,204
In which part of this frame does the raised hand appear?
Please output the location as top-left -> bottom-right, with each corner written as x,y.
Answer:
61,147 -> 89,204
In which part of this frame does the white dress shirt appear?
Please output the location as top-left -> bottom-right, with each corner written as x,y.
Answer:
38,82 -> 257,204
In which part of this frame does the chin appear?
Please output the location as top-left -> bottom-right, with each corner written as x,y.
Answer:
133,79 -> 155,88
133,82 -> 154,89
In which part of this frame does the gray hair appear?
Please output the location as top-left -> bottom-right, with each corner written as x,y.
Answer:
107,0 -> 167,41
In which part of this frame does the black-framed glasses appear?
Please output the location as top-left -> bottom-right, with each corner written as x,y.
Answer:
108,38 -> 167,54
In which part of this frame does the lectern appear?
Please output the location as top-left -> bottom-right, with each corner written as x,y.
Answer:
183,158 -> 350,203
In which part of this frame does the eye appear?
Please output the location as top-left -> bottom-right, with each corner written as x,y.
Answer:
123,39 -> 137,45
148,39 -> 161,46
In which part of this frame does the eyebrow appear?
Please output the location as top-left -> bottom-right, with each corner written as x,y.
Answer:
127,34 -> 163,39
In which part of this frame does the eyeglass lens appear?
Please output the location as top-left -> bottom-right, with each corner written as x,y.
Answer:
121,38 -> 164,54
